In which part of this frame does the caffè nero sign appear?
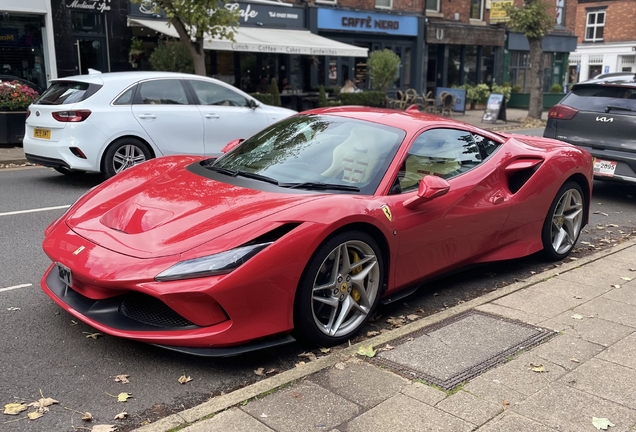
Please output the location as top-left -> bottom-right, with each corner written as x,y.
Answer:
66,0 -> 112,13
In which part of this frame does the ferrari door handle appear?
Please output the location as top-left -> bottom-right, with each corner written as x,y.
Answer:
138,114 -> 156,119
204,113 -> 220,119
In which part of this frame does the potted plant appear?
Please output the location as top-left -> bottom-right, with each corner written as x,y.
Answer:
129,37 -> 144,68
0,79 -> 39,144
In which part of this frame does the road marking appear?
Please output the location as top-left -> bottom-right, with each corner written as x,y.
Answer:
0,283 -> 32,293
0,205 -> 71,217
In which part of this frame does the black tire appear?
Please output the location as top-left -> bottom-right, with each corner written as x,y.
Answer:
101,137 -> 152,179
541,181 -> 586,261
294,231 -> 384,347
54,166 -> 86,176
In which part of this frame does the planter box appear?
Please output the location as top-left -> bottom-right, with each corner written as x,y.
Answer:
507,93 -> 566,110
0,111 -> 27,145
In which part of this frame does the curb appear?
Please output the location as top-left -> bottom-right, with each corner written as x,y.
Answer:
132,237 -> 636,432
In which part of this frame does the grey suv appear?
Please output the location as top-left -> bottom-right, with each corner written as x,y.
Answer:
543,83 -> 636,183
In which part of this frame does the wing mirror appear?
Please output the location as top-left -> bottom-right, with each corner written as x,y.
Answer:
221,138 -> 244,153
248,99 -> 258,109
403,175 -> 450,209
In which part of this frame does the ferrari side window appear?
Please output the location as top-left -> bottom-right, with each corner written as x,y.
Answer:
471,133 -> 500,158
398,128 -> 482,192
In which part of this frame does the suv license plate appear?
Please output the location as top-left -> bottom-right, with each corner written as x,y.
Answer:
57,263 -> 72,287
593,158 -> 617,177
34,128 -> 51,139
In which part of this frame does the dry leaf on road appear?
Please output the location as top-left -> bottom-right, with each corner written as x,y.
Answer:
611,284 -> 621,289
571,314 -> 584,320
117,393 -> 132,402
178,375 -> 193,384
570,358 -> 580,363
357,345 -> 376,358
113,375 -> 129,384
621,277 -> 632,281
334,362 -> 346,370
82,412 -> 94,421
366,331 -> 380,337
406,314 -> 420,321
529,363 -> 546,373
592,417 -> 615,430
295,361 -> 305,367
28,398 -> 58,409
319,347 -> 330,353
114,412 -> 127,420
4,402 -> 27,415
83,332 -> 103,339
92,425 -> 117,432
27,411 -> 44,420
254,368 -> 265,376
298,352 -> 317,362
6,307 -> 20,311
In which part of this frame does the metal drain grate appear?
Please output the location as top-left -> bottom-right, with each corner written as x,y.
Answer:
371,309 -> 557,390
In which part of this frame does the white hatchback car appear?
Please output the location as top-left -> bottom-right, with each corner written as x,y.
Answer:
23,71 -> 296,178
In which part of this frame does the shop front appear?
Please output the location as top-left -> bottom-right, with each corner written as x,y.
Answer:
309,7 -> 424,92
128,1 -> 367,95
0,0 -> 57,89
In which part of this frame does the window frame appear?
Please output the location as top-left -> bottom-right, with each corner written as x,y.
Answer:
133,79 -> 191,105
426,0 -> 440,12
375,0 -> 393,10
469,0 -> 484,21
585,10 -> 606,42
186,79 -> 250,107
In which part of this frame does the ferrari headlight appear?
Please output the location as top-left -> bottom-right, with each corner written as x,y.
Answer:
155,242 -> 272,282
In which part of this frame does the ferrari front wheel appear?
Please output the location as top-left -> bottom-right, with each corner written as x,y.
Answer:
294,231 -> 383,347
542,181 -> 585,261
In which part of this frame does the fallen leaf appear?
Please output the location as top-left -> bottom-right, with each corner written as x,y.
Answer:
569,257 -> 578,261
334,362 -> 346,370
295,361 -> 306,367
178,375 -> 193,384
83,332 -> 103,339
593,211 -> 609,216
260,413 -> 268,418
366,330 -> 380,337
117,393 -> 132,402
621,277 -> 632,281
92,425 -> 117,432
113,374 -> 129,384
406,314 -> 420,321
530,271 -> 536,275
611,284 -> 621,289
27,411 -> 44,420
570,358 -> 580,363
114,412 -> 127,420
298,352 -> 317,362
592,417 -> 615,430
290,392 -> 303,399
378,344 -> 395,352
571,314 -> 584,320
319,347 -> 330,354
82,412 -> 94,421
630,268 -> 636,272
433,292 -> 439,296
573,295 -> 583,299
28,398 -> 58,409
357,344 -> 376,358
405,337 -> 414,341
254,368 -> 265,376
4,402 -> 27,415
607,223 -> 618,227
502,400 -> 510,406
6,307 -> 20,311
70,320 -> 78,326
529,363 -> 546,373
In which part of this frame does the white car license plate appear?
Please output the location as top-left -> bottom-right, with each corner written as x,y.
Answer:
593,158 -> 617,177
57,263 -> 72,287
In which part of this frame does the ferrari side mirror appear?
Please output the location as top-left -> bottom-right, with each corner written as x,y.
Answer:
221,138 -> 244,153
403,175 -> 450,209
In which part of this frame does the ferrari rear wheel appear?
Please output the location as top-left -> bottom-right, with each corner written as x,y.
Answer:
542,181 -> 585,261
294,231 -> 383,347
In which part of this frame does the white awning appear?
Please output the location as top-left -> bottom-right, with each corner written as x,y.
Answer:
129,18 -> 368,57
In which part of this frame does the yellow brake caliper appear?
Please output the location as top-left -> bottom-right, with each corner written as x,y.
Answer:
349,250 -> 363,302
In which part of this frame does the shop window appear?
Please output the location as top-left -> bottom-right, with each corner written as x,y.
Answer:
71,12 -> 105,35
316,0 -> 337,3
585,10 -> 605,42
470,0 -> 484,20
481,46 -> 495,85
509,51 -> 529,92
0,14 -> 47,90
465,46 -> 477,85
426,0 -> 440,12
447,46 -> 461,87
556,0 -> 565,27
375,0 -> 392,9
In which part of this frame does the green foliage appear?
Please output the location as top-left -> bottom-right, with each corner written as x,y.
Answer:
339,91 -> 387,107
550,83 -> 563,93
250,93 -> 274,105
491,82 -> 512,102
457,83 -> 490,103
503,0 -> 554,40
511,84 -> 523,93
367,49 -> 401,91
318,85 -> 328,108
149,41 -> 193,73
128,37 -> 144,67
269,78 -> 281,107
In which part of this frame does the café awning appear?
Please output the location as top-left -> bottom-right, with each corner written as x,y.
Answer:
129,18 -> 368,57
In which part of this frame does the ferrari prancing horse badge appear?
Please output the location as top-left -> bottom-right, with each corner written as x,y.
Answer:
381,205 -> 392,221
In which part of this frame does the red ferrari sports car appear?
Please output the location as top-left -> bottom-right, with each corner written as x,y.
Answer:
40,106 -> 593,356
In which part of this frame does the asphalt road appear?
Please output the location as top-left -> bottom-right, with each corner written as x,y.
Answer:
1,138 -> 635,431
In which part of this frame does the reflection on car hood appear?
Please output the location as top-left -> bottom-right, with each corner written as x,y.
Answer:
66,160 -> 321,258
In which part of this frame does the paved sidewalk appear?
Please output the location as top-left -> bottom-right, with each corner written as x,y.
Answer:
135,240 -> 636,432
0,108 -> 545,167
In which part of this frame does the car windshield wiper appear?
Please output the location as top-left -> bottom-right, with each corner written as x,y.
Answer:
207,165 -> 238,176
605,105 -> 635,113
207,165 -> 280,185
279,182 -> 360,192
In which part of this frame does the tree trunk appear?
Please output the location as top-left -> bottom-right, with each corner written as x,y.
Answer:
527,37 -> 544,120
171,17 -> 207,76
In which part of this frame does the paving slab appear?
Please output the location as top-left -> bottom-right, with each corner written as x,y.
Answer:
538,312 -> 636,346
602,283 -> 636,306
512,383 -> 636,432
182,408 -> 274,432
573,297 -> 636,328
375,311 -> 551,389
345,393 -> 474,432
241,380 -> 359,432
556,259 -> 631,288
529,276 -> 613,301
435,389 -> 503,426
307,360 -> 409,409
475,303 -> 546,325
604,251 -> 636,265
563,358 -> 636,409
492,289 -> 583,318
596,333 -> 636,369
399,382 -> 447,406
531,333 -> 604,371
462,374 -> 528,407
477,412 -> 558,432
476,352 -> 568,397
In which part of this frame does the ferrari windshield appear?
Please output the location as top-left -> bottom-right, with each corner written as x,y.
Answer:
211,115 -> 406,194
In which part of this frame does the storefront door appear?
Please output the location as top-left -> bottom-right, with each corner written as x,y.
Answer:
74,37 -> 107,74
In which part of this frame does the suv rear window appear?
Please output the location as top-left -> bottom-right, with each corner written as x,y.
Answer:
562,84 -> 636,113
36,81 -> 102,105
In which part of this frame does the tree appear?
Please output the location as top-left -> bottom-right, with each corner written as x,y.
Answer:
269,78 -> 281,107
132,0 -> 239,76
149,41 -> 194,73
503,0 -> 554,119
367,49 -> 401,91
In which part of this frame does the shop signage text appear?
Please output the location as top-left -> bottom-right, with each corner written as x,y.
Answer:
317,9 -> 418,36
489,0 -> 512,23
66,0 -> 111,13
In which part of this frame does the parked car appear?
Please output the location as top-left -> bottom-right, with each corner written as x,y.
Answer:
582,72 -> 635,84
39,106 -> 593,356
23,71 -> 296,178
544,82 -> 636,183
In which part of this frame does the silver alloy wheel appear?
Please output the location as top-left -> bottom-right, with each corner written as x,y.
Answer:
112,144 -> 147,173
311,240 -> 380,338
550,188 -> 584,254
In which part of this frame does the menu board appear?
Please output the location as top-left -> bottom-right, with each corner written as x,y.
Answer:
482,93 -> 507,123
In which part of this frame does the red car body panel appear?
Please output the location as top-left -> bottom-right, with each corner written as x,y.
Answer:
40,108 -> 593,351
